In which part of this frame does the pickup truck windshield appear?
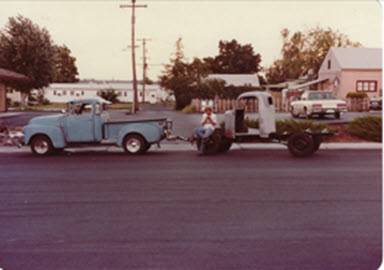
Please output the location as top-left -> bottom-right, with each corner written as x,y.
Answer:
308,92 -> 335,100
66,103 -> 93,115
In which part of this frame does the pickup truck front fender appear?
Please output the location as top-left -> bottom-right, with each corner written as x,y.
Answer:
116,123 -> 163,147
24,125 -> 66,148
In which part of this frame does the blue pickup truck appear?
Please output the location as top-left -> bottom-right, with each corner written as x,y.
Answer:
23,99 -> 172,155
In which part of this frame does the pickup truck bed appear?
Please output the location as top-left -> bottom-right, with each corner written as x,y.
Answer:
103,117 -> 168,144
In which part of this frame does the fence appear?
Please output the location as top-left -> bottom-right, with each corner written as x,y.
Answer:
190,94 -> 286,113
346,97 -> 370,112
191,98 -> 259,113
190,96 -> 371,113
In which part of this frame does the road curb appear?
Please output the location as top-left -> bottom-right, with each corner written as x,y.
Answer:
0,142 -> 381,154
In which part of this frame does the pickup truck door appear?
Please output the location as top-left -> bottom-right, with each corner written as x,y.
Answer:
64,106 -> 95,142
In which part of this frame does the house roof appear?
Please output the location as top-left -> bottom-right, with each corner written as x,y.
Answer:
207,74 -> 260,87
0,68 -> 30,83
330,47 -> 382,70
47,82 -> 161,91
288,77 -> 329,90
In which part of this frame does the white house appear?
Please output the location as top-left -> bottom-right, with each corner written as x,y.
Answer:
206,74 -> 260,87
8,81 -> 171,104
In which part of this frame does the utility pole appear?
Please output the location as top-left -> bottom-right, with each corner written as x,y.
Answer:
120,0 -> 147,114
137,38 -> 151,103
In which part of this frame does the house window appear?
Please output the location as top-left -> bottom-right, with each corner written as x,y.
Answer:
327,60 -> 331,69
81,91 -> 84,96
356,80 -> 377,92
70,91 -> 74,96
53,90 -> 57,95
124,92 -> 127,97
63,90 -> 67,96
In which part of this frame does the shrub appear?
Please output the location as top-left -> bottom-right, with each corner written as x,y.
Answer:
244,117 -> 259,128
182,104 -> 197,113
347,116 -> 382,142
42,98 -> 50,105
276,119 -> 328,134
346,92 -> 368,99
98,89 -> 119,103
245,118 -> 329,134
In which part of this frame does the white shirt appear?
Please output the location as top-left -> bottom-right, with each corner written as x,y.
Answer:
201,113 -> 218,129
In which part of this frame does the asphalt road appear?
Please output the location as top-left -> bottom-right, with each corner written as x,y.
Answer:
0,149 -> 381,270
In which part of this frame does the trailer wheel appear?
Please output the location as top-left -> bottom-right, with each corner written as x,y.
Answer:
196,130 -> 221,155
287,132 -> 315,157
313,135 -> 322,152
123,134 -> 147,155
218,138 -> 232,153
30,135 -> 54,156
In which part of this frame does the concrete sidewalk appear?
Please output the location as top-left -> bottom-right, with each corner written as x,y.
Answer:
0,112 -> 22,119
0,142 -> 381,154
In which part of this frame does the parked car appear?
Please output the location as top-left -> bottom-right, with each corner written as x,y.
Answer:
23,99 -> 173,155
195,91 -> 333,157
369,96 -> 382,111
289,90 -> 347,119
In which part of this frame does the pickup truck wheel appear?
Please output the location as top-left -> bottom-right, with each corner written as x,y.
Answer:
123,134 -> 146,155
334,112 -> 341,119
287,132 -> 315,157
30,135 -> 54,156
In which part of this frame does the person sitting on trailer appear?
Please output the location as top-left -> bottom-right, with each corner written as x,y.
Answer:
193,105 -> 218,152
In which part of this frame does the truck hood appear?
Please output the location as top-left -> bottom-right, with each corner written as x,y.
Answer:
28,114 -> 64,126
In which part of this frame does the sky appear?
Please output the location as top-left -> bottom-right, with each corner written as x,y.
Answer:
0,0 -> 381,80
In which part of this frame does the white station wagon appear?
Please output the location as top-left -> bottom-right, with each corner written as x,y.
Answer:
290,90 -> 347,119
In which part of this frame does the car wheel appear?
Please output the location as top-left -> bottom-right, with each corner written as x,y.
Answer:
303,107 -> 311,119
287,132 -> 315,157
290,106 -> 299,118
334,112 -> 340,119
123,134 -> 147,155
30,135 -> 54,156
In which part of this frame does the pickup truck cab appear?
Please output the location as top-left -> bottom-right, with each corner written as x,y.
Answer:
23,99 -> 172,155
290,90 -> 347,119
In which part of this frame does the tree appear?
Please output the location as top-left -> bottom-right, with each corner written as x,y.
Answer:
0,16 -> 56,105
266,27 -> 361,84
160,38 -> 211,110
52,45 -> 79,83
204,39 -> 262,74
160,38 -> 264,110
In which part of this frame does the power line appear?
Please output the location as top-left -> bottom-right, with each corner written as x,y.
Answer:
120,0 -> 147,113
